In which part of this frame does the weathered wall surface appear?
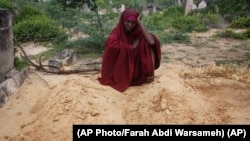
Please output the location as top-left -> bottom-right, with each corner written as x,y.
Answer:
0,9 -> 29,108
0,9 -> 14,82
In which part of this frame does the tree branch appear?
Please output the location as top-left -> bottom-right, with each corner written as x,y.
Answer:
14,39 -> 100,74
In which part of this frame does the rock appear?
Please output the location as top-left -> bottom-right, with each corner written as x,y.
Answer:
48,49 -> 81,70
0,67 -> 30,108
0,90 -> 8,108
198,0 -> 207,9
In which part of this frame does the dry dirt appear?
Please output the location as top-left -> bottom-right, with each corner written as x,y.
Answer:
0,29 -> 250,140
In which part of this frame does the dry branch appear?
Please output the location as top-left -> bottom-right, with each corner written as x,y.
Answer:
15,39 -> 100,74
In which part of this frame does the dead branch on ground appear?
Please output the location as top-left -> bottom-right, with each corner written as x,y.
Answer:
15,40 -> 100,74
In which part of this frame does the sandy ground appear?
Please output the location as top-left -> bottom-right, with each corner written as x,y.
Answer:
0,29 -> 250,140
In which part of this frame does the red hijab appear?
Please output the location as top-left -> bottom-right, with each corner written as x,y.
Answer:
98,8 -> 161,92
116,8 -> 142,45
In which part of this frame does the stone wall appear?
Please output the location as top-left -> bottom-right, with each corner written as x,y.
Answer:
0,9 -> 29,108
0,8 -> 14,82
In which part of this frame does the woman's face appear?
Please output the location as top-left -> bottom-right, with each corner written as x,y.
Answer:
124,20 -> 137,33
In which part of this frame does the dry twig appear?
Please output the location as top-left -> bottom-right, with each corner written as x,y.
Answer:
15,39 -> 100,74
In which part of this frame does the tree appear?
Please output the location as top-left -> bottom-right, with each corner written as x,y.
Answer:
184,0 -> 193,15
174,0 -> 182,5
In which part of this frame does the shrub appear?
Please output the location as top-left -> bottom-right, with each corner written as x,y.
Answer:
216,29 -> 246,39
0,0 -> 15,13
14,57 -> 28,71
163,5 -> 184,18
15,5 -> 43,23
171,16 -> 208,33
142,13 -> 168,31
199,13 -> 222,28
230,17 -> 250,28
242,28 -> 250,38
14,15 -> 64,42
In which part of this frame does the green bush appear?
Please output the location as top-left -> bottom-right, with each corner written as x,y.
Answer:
15,5 -> 44,23
14,15 -> 64,42
230,17 -> 250,28
189,7 -> 223,28
216,29 -> 246,39
68,23 -> 106,53
154,29 -> 189,44
142,13 -> 168,31
242,28 -> 250,38
171,16 -> 208,33
0,0 -> 15,13
14,57 -> 28,71
199,13 -> 222,28
163,5 -> 184,18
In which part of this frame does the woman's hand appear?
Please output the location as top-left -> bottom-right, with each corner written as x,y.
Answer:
137,14 -> 142,22
136,14 -> 155,46
133,39 -> 140,49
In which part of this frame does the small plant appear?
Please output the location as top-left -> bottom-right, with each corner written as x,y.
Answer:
172,16 -> 208,33
143,13 -> 168,31
230,17 -> 250,28
0,0 -> 15,14
163,5 -> 184,18
14,14 -> 65,42
215,29 -> 246,39
242,28 -> 250,38
15,5 -> 44,23
14,57 -> 28,71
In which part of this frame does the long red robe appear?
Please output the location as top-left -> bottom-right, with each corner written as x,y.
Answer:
98,9 -> 161,92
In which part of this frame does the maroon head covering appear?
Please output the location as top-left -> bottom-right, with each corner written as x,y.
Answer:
127,15 -> 137,21
116,8 -> 142,44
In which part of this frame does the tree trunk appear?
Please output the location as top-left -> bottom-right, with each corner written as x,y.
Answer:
184,0 -> 193,16
174,0 -> 182,5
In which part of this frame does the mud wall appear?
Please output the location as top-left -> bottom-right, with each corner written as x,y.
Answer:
0,9 -> 14,82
